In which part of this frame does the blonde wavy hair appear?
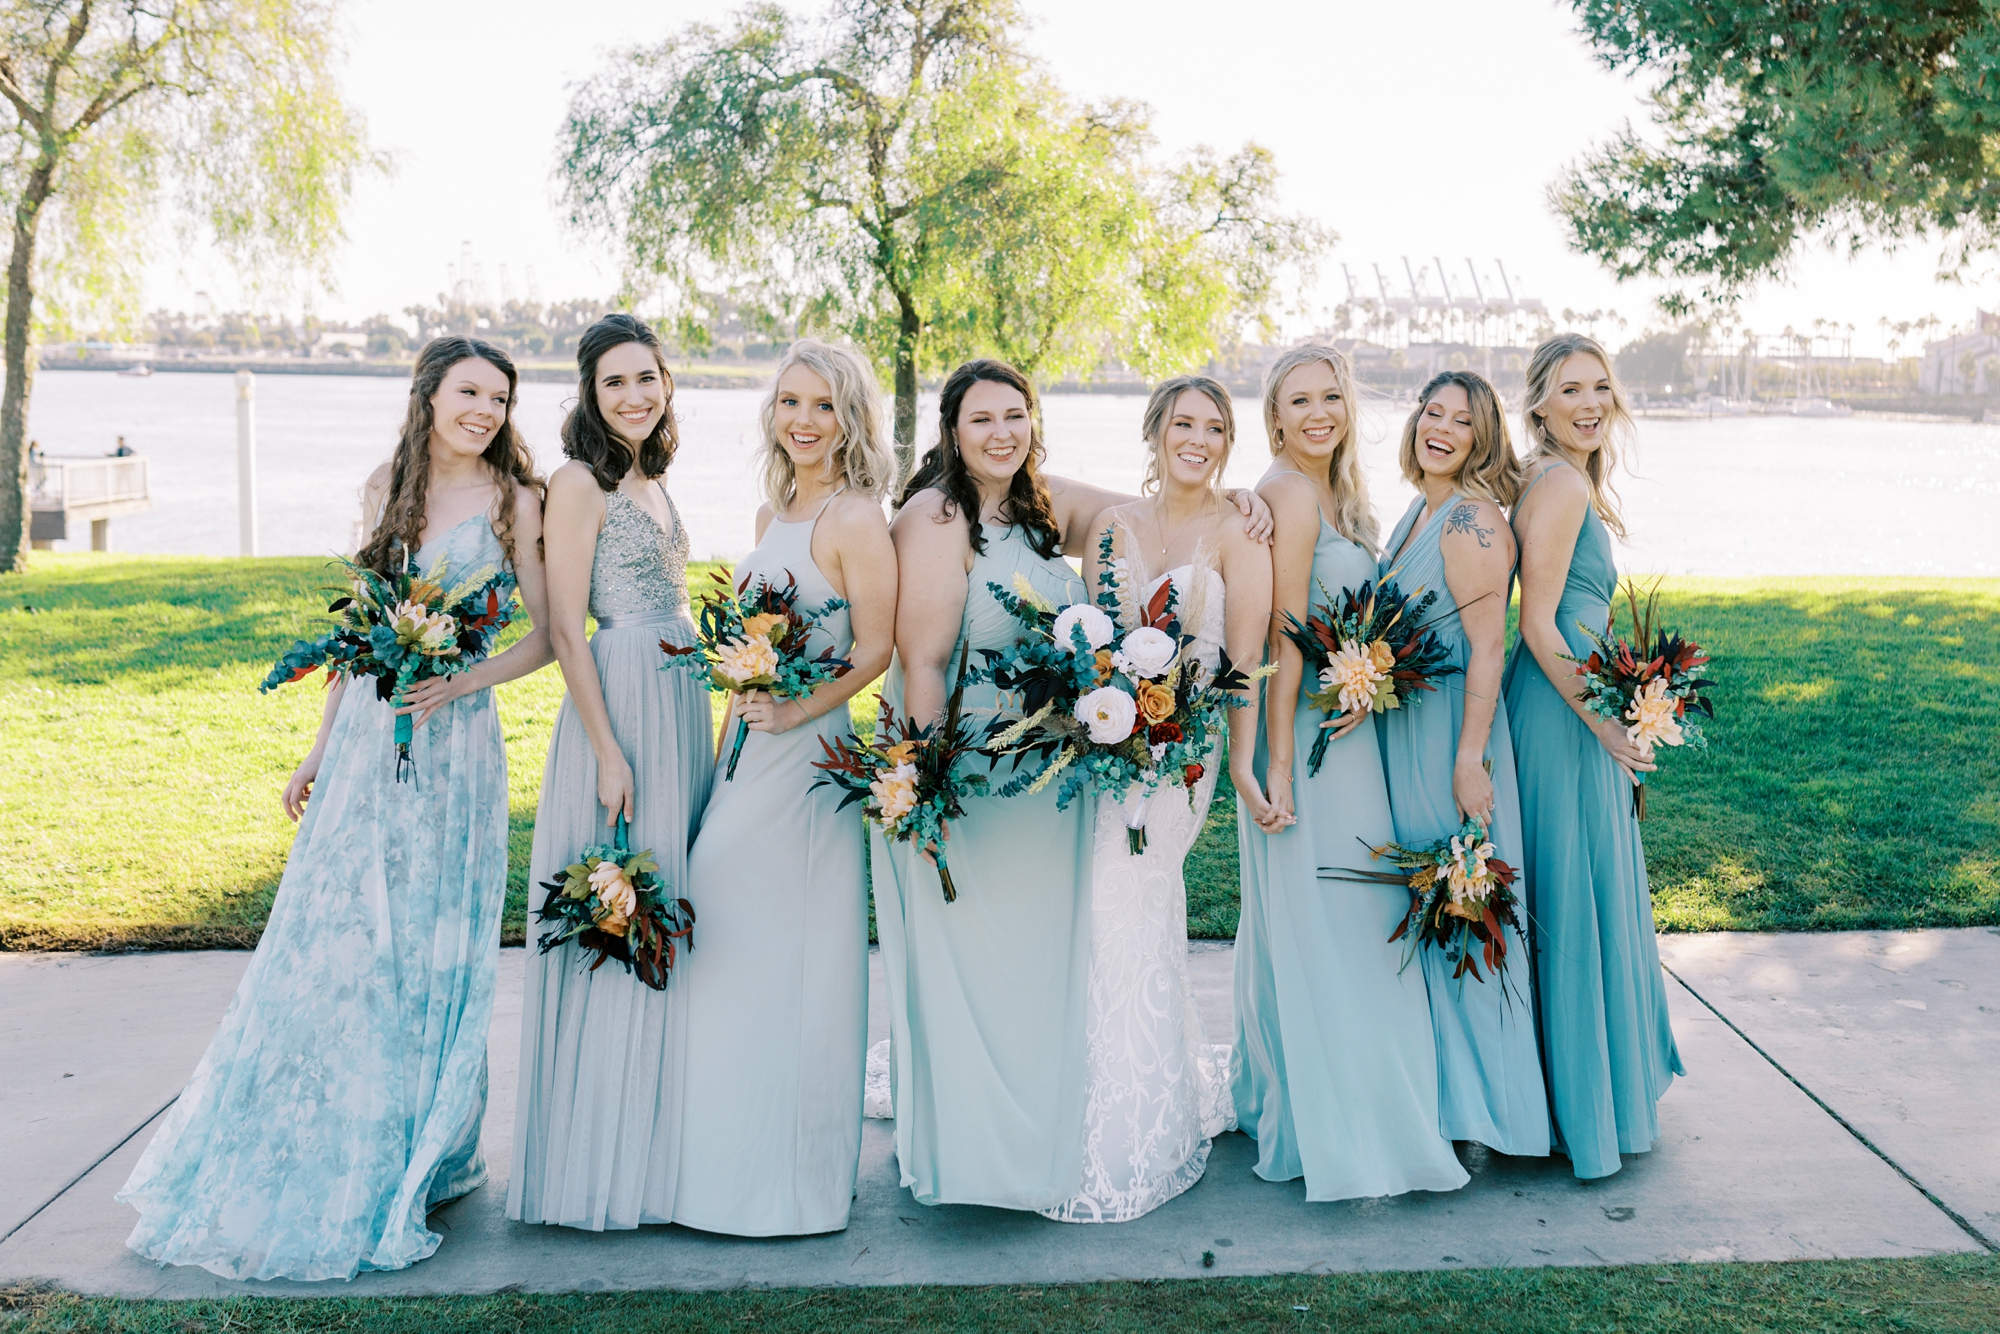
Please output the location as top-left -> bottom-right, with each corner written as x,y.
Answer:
1261,343 -> 1379,550
1140,374 -> 1234,498
1399,369 -> 1523,509
1522,332 -> 1633,540
755,338 -> 895,508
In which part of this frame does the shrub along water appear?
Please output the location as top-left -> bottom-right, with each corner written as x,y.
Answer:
2,557 -> 1995,950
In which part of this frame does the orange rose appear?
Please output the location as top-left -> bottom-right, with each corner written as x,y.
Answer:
1093,648 -> 1114,684
741,612 -> 787,641
1136,680 -> 1176,725
885,740 -> 919,766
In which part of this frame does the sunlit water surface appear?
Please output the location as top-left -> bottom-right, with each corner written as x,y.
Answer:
27,370 -> 1999,575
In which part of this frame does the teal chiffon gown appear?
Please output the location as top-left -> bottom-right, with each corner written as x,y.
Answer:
1378,496 -> 1551,1159
118,515 -> 514,1280
1233,507 -> 1470,1200
671,497 -> 870,1234
1502,465 -> 1683,1179
509,486 -> 715,1230
871,523 -> 1097,1210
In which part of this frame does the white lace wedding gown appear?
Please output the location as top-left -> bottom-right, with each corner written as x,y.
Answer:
1040,547 -> 1236,1223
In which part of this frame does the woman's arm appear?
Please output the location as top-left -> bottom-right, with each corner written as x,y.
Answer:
1255,474 -> 1322,831
1514,467 -> 1656,783
541,466 -> 630,825
890,490 -> 972,726
281,673 -> 349,822
740,495 -> 900,733
1046,474 -> 1273,557
398,483 -> 555,720
1439,496 -> 1515,822
1213,510 -> 1276,828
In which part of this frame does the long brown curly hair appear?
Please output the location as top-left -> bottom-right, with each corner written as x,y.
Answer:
357,336 -> 543,577
897,358 -> 1062,559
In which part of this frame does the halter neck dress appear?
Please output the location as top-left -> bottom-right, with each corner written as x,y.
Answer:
670,494 -> 870,1235
509,482 -> 715,1231
1232,482 -> 1469,1200
871,521 -> 1097,1211
1378,494 -> 1551,1159
120,513 -> 513,1279
1502,463 -> 1683,1179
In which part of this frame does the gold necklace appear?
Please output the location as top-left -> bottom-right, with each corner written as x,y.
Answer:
1152,494 -> 1202,558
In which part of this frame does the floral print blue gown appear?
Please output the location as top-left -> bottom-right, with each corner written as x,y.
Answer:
118,515 -> 514,1281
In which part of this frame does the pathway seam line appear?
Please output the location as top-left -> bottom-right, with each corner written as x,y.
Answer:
0,1094 -> 177,1250
1664,963 -> 1996,1253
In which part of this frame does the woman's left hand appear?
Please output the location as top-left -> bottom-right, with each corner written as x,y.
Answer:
1318,709 -> 1369,741
738,688 -> 807,735
395,674 -> 468,728
1452,755 -> 1495,824
1226,487 -> 1276,545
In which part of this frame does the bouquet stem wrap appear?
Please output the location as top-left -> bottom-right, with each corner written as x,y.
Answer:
725,715 -> 751,781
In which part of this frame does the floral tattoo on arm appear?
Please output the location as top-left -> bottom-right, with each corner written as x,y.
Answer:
1443,502 -> 1494,549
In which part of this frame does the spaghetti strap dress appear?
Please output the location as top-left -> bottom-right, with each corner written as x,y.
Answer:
1377,496 -> 1551,1159
118,514 -> 513,1281
508,484 -> 714,1231
871,523 -> 1097,1210
1502,465 -> 1683,1179
1233,502 -> 1470,1200
670,496 -> 870,1235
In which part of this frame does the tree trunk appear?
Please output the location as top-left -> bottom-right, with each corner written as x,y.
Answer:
0,162 -> 52,574
892,294 -> 921,486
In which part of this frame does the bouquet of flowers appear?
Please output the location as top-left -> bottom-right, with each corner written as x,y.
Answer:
1564,577 -> 1716,819
533,814 -> 695,990
260,553 -> 517,780
978,533 -> 1263,853
660,568 -> 852,781
811,644 -> 987,902
1320,815 -> 1524,989
1278,577 -> 1462,776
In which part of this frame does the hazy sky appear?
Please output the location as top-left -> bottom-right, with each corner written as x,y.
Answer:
146,0 -> 1994,353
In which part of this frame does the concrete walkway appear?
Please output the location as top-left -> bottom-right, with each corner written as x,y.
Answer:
0,931 -> 1992,1297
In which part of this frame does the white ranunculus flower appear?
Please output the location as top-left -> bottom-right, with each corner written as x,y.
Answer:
1075,685 -> 1138,744
1111,626 -> 1178,679
1052,603 -> 1115,654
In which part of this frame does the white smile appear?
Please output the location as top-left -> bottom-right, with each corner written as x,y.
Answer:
1177,451 -> 1207,468
617,408 -> 653,424
789,433 -> 822,449
1424,436 -> 1455,458
1300,425 -> 1334,444
460,421 -> 490,438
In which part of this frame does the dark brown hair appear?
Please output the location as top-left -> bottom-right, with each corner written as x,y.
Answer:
357,336 -> 542,576
563,313 -> 677,490
898,358 -> 1061,559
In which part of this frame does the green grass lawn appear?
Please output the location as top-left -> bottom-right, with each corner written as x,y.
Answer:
4,1255 -> 1996,1332
1,557 -> 1994,949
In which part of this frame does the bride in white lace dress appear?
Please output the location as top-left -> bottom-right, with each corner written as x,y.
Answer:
1042,375 -> 1278,1223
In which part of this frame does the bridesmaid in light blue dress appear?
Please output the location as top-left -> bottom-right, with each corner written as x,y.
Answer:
1504,335 -> 1682,1179
874,360 -> 1101,1211
509,315 -> 713,1231
1378,370 -> 1552,1160
118,338 -> 551,1281
1233,345 -> 1468,1201
670,341 -> 899,1235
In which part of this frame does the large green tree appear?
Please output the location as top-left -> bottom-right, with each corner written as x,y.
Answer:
560,0 -> 1325,475
0,0 -> 373,571
1553,1 -> 2000,310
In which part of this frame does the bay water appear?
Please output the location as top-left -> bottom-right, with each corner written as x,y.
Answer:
26,369 -> 1998,575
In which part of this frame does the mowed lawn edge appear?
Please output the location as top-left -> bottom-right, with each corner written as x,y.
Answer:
2,555 -> 1995,950
3,1255 -> 1997,1332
